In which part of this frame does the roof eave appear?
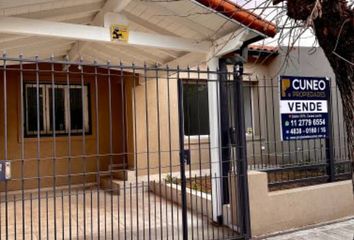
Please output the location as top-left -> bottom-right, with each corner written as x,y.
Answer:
192,0 -> 277,38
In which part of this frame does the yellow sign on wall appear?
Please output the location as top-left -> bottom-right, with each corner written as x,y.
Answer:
110,24 -> 129,42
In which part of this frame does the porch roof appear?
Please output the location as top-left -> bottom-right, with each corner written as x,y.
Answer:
0,0 -> 276,67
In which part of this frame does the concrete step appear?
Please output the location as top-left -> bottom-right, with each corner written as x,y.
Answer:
108,163 -> 127,171
100,177 -> 120,195
109,169 -> 135,181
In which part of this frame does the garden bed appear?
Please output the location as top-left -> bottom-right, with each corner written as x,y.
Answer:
164,167 -> 350,192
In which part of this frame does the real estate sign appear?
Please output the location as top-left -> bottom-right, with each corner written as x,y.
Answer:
279,76 -> 330,141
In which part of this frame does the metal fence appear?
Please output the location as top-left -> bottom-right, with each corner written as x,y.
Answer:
242,76 -> 352,190
0,55 -> 351,240
0,55 -> 251,240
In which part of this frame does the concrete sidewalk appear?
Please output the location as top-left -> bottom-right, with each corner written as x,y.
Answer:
263,218 -> 354,240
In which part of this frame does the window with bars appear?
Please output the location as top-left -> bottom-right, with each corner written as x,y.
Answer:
182,81 -> 210,136
24,83 -> 90,137
182,81 -> 255,136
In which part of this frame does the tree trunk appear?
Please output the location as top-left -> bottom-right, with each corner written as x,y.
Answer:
312,1 -> 354,185
275,0 -> 354,187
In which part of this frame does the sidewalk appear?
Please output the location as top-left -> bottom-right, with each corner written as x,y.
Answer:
264,218 -> 354,240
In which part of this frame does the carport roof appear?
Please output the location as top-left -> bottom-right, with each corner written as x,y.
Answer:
0,0 -> 277,66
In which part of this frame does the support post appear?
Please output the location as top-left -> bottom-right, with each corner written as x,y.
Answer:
219,59 -> 231,205
326,78 -> 335,182
177,79 -> 189,240
233,63 -> 251,239
207,56 -> 223,223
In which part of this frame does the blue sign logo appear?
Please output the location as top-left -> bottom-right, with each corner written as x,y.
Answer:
279,76 -> 330,141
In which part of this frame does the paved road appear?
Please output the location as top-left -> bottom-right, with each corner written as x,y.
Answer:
264,218 -> 354,240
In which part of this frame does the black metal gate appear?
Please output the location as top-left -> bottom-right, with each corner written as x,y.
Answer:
0,55 -> 250,240
177,62 -> 251,240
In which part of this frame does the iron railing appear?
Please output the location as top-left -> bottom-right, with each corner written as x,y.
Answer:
0,55 -> 250,240
242,76 -> 352,190
0,54 -> 351,240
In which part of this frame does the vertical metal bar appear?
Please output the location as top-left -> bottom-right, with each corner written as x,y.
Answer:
154,65 -> 164,240
215,65 -> 223,229
80,58 -> 87,239
30,193 -> 33,240
62,190 -> 65,240
13,195 -> 16,240
247,76 -> 256,168
117,183 -> 121,240
35,56 -> 41,240
166,65 -> 175,240
262,76 -> 271,167
94,61 -> 100,239
104,185 -> 107,239
175,175 -> 180,240
142,181 -> 145,240
50,56 -> 57,240
163,176 -> 169,240
46,191 -> 49,240
196,66 -> 202,240
186,66 -> 194,239
154,180 -> 157,240
143,64 -> 151,240
326,78 -> 335,182
130,182 -> 133,240
121,63 -> 128,240
90,188 -> 93,240
177,77 -> 188,240
219,59 -> 230,205
335,85 -> 341,160
204,174 -> 210,240
206,66 -> 215,240
65,56 -> 73,240
76,189 -> 79,240
2,53 -> 9,240
107,62 -> 114,240
19,54 -> 26,240
131,63 -> 139,240
270,77 -> 279,168
255,76 -> 263,168
233,63 -> 251,239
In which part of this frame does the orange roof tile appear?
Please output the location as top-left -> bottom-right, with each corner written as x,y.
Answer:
195,0 -> 277,37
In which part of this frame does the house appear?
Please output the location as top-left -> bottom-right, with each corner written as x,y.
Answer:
0,0 -> 276,191
0,1 -> 353,239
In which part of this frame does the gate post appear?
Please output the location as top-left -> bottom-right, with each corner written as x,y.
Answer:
219,59 -> 231,205
177,78 -> 189,240
325,78 -> 335,182
207,57 -> 224,223
233,63 -> 252,239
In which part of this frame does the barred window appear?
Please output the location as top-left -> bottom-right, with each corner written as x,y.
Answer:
182,81 -> 210,136
24,83 -> 90,137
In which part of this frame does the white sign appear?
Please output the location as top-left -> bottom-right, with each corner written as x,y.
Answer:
280,100 -> 328,114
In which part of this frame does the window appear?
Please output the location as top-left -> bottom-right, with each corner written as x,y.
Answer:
24,83 -> 90,137
182,81 -> 255,137
183,81 -> 209,136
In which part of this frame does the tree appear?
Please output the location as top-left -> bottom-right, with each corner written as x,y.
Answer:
273,0 -> 354,183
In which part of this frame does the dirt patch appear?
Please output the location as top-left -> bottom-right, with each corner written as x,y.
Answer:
165,168 -> 350,193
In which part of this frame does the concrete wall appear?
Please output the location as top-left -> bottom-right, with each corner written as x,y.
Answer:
0,63 -> 130,191
244,171 -> 354,236
131,70 -> 211,176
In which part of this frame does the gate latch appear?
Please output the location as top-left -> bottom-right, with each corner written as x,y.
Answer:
0,161 -> 11,181
181,149 -> 191,165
